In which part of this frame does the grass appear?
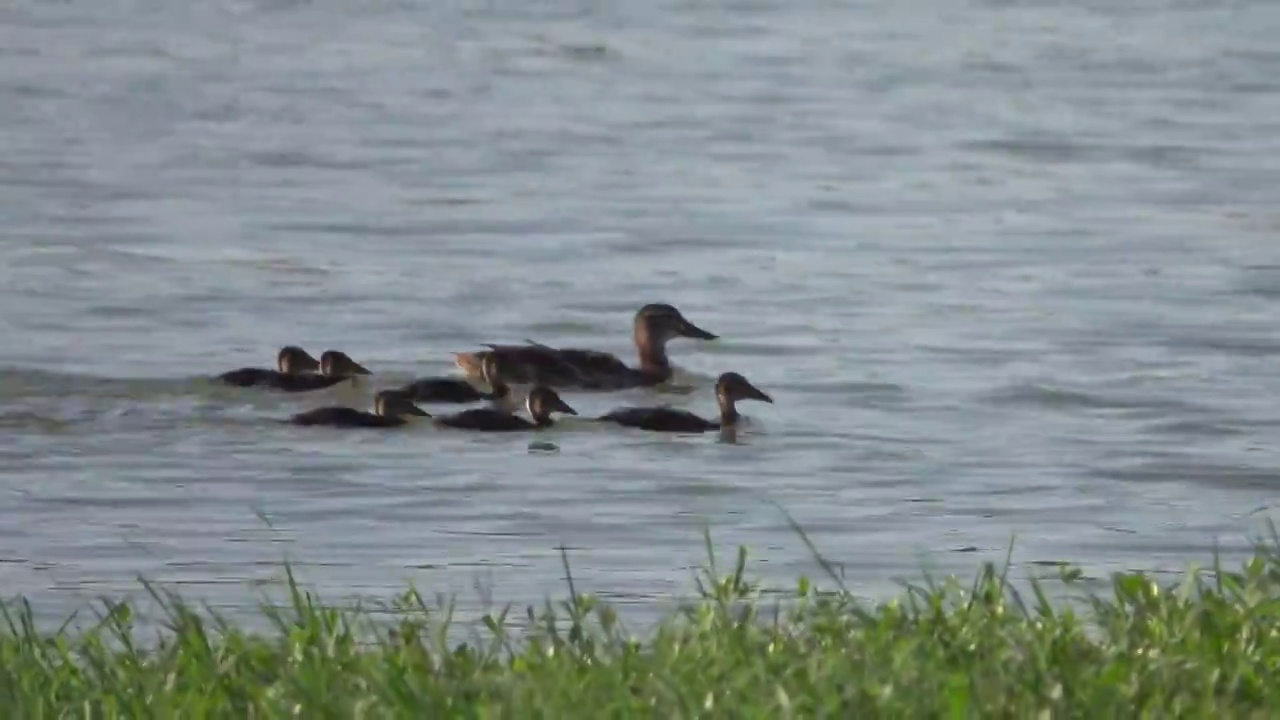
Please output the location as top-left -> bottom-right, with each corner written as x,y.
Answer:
3,525 -> 1280,718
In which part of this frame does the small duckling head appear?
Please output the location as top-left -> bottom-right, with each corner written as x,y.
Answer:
526,385 -> 578,423
636,303 -> 718,344
278,346 -> 321,374
716,372 -> 773,406
374,390 -> 430,418
320,350 -> 372,377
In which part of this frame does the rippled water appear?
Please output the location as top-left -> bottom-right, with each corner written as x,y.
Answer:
3,0 -> 1280,626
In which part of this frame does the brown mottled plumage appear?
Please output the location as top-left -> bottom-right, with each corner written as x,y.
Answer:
454,303 -> 717,390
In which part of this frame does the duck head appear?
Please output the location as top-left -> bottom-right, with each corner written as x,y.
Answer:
374,390 -> 430,418
319,350 -> 372,377
277,346 -> 321,374
715,372 -> 772,423
635,303 -> 719,345
526,385 -> 578,424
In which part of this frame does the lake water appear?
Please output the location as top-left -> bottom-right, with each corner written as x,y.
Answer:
2,0 -> 1279,628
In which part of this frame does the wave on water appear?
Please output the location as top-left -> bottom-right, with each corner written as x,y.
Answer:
0,409 -> 73,432
0,366 -> 206,402
0,366 -> 437,402
980,381 -> 1212,417
0,367 -> 390,430
770,379 -> 908,401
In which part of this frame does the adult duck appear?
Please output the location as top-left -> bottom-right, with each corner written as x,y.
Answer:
454,303 -> 717,390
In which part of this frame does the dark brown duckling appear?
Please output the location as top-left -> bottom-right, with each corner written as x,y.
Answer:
395,355 -> 511,408
595,372 -> 772,433
397,378 -> 494,404
454,303 -> 718,390
289,390 -> 430,428
217,345 -> 352,392
432,385 -> 577,432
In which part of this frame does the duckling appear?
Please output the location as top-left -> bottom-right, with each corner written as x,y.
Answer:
454,303 -> 718,390
217,345 -> 351,392
397,377 -> 493,404
432,385 -> 577,432
594,372 -> 772,433
289,390 -> 430,428
395,355 -> 511,408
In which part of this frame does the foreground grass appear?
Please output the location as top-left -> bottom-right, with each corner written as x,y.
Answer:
3,533 -> 1280,718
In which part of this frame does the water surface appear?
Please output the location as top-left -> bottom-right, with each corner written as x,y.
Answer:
2,0 -> 1280,626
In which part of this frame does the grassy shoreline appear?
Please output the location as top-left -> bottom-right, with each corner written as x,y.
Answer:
4,530 -> 1280,717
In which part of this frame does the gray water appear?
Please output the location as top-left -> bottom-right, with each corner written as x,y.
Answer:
3,0 -> 1280,628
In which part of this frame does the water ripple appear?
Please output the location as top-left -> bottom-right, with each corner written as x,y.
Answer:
1,0 -> 1278,628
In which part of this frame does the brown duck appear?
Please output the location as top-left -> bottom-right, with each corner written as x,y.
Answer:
454,303 -> 717,390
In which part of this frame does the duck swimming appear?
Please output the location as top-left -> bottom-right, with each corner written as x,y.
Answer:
432,385 -> 577,432
395,355 -> 511,409
594,372 -> 772,433
218,346 -> 352,392
289,390 -> 429,428
454,303 -> 718,390
397,377 -> 493,404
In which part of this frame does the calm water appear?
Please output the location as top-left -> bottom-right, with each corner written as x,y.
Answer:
3,0 -> 1280,627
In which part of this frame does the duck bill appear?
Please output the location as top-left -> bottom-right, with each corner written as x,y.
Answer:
746,385 -> 773,403
406,404 -> 431,417
679,319 -> 718,340
554,397 -> 579,416
348,360 -> 372,375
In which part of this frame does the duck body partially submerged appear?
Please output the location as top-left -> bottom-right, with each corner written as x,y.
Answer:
595,406 -> 719,433
432,408 -> 538,431
398,353 -> 516,411
221,347 -> 373,392
433,385 -> 577,432
220,368 -> 351,393
289,390 -> 429,428
290,407 -> 409,428
218,346 -> 352,392
397,377 -> 498,404
595,372 -> 772,433
465,343 -> 615,387
455,304 -> 717,390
